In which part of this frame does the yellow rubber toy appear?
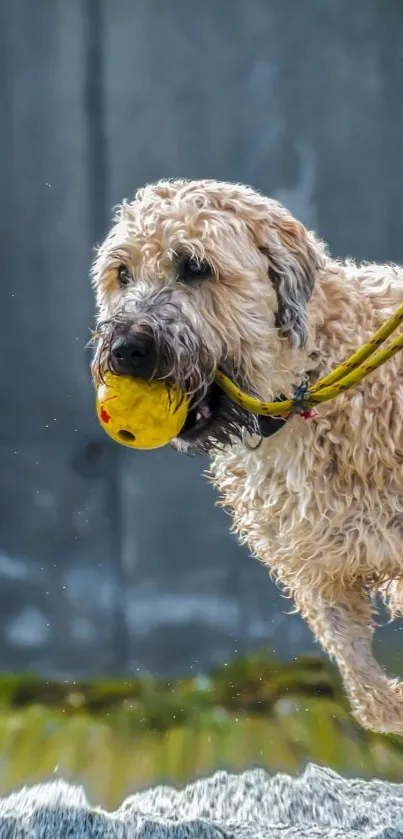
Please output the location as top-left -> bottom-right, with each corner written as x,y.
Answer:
96,372 -> 188,450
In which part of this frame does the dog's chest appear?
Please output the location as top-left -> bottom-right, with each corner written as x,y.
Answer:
208,407 -> 403,556
208,425 -> 315,539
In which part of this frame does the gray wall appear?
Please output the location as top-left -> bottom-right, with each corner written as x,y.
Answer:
0,0 -> 402,678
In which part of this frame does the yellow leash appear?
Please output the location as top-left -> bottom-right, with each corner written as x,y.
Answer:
214,302 -> 403,418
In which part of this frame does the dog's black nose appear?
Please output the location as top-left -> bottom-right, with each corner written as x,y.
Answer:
110,334 -> 156,379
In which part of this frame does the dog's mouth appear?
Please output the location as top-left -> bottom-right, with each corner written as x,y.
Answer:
178,382 -> 223,442
174,377 -> 258,454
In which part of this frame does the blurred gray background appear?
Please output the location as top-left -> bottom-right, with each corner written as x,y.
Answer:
0,0 -> 402,679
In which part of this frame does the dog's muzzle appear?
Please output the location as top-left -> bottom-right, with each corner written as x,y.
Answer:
110,332 -> 158,380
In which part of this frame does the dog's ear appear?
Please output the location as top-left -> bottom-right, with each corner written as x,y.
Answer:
205,183 -> 324,347
259,215 -> 323,348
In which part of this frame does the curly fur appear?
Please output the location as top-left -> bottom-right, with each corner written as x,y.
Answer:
91,178 -> 403,734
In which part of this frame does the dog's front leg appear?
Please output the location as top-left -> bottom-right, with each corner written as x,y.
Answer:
294,585 -> 403,734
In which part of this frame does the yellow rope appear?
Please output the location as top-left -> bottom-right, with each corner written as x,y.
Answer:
214,303 -> 403,418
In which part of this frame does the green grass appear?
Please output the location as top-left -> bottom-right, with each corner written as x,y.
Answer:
0,654 -> 401,808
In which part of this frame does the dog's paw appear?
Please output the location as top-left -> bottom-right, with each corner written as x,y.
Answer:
351,680 -> 403,735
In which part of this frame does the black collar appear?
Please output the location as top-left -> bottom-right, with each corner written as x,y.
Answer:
257,414 -> 288,438
255,369 -> 316,440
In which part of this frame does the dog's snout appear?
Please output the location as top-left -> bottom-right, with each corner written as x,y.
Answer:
111,333 -> 156,379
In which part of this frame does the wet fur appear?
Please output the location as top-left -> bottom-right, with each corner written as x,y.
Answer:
91,178 -> 403,734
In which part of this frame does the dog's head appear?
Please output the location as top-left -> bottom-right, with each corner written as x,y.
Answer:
90,179 -> 326,453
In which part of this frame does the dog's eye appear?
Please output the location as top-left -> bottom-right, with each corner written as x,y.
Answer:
178,256 -> 212,283
118,265 -> 131,286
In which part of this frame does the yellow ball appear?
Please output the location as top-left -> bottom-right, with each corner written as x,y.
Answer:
96,372 -> 188,450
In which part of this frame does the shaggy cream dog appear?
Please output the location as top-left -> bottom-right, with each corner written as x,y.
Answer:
91,178 -> 403,734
